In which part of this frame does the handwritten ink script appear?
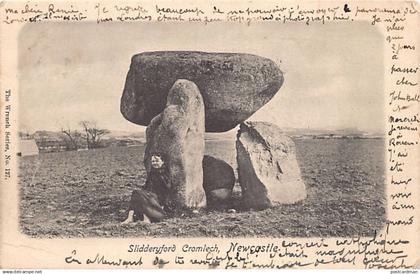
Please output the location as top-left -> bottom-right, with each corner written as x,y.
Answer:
381,1 -> 419,244
3,2 -> 417,26
64,229 -> 413,269
3,3 -> 88,23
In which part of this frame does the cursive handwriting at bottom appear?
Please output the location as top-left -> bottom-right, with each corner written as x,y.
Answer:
65,250 -> 143,267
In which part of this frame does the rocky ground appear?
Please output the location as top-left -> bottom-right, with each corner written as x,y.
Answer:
19,139 -> 386,238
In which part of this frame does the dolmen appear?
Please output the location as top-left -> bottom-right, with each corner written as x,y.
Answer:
121,51 -> 283,132
144,79 -> 206,208
120,51 -> 306,213
203,155 -> 235,209
236,121 -> 307,210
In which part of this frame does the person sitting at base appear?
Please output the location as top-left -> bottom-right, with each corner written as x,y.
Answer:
121,154 -> 174,224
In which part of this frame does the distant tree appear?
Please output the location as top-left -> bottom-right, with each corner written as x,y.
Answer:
79,121 -> 110,149
61,127 -> 83,150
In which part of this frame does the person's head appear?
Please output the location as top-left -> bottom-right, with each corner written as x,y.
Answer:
151,154 -> 165,169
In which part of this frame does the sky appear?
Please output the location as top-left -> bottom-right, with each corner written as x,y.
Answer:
18,21 -> 384,134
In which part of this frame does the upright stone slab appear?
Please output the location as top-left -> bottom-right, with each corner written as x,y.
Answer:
121,51 -> 283,132
203,155 -> 235,209
144,79 -> 206,208
236,121 -> 306,210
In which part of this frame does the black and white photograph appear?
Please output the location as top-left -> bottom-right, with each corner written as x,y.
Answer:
16,21 -> 387,238
2,0 -> 420,270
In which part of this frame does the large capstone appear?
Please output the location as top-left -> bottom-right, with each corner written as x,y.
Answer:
144,79 -> 206,209
203,155 -> 235,209
121,51 -> 283,132
236,121 -> 306,210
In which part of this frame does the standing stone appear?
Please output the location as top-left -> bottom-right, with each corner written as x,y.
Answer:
121,51 -> 283,132
236,121 -> 306,210
203,155 -> 235,209
144,79 -> 206,209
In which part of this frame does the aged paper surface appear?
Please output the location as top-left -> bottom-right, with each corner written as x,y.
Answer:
1,0 -> 419,269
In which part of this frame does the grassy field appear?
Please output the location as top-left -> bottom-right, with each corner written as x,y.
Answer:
19,139 -> 386,238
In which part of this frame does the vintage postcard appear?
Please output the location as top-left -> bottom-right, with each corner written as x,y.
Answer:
1,0 -> 419,269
